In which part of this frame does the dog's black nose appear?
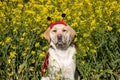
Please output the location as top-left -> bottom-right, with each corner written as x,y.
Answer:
57,34 -> 62,42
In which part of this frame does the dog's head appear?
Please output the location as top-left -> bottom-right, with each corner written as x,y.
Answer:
44,23 -> 76,49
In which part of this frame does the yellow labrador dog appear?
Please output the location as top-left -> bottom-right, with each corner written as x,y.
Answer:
42,22 -> 77,80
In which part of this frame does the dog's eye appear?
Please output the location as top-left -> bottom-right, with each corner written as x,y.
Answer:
63,29 -> 67,32
53,30 -> 57,32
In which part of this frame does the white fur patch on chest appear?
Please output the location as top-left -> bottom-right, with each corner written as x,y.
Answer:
48,45 -> 76,70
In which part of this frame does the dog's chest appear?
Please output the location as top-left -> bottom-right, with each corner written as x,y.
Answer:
48,46 -> 76,68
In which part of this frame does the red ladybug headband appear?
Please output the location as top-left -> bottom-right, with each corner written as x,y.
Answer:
47,13 -> 67,29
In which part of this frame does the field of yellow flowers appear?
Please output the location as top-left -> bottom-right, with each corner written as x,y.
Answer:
0,0 -> 120,80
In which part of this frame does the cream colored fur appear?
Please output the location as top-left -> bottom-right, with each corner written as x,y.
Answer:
42,24 -> 76,80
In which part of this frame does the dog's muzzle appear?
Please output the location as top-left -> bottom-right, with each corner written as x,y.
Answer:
57,34 -> 63,44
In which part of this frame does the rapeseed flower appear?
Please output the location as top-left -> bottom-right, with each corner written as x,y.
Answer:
83,33 -> 90,37
74,37 -> 78,43
13,28 -> 18,33
81,61 -> 85,65
25,47 -> 30,51
35,16 -> 41,22
107,26 -> 113,31
17,3 -> 23,9
64,8 -> 70,15
67,15 -> 71,20
9,51 -> 16,59
90,49 -> 96,53
91,19 -> 96,26
118,29 -> 120,33
35,42 -> 40,48
29,67 -> 34,71
5,37 -> 12,43
11,45 -> 16,49
22,32 -> 27,37
0,41 -> 5,46
20,37 -> 24,42
31,51 -> 36,55
40,52 -> 45,58
7,59 -> 11,64
8,72 -> 13,77
56,75 -> 61,80
25,10 -> 35,15
22,52 -> 27,57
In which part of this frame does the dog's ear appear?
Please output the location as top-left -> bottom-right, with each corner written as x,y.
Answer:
68,26 -> 76,40
44,28 -> 51,42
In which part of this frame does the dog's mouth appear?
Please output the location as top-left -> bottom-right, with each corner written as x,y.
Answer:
56,38 -> 66,46
57,39 -> 63,44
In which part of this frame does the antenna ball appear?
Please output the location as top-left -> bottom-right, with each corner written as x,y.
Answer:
62,13 -> 66,17
47,17 -> 51,20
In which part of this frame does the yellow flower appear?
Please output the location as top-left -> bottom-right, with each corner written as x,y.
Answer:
8,72 -> 13,77
40,34 -> 44,39
56,75 -> 61,80
91,19 -> 96,26
83,53 -> 87,57
0,12 -> 5,17
100,69 -> 103,72
22,52 -> 27,57
42,46 -> 48,50
90,26 -> 96,31
20,37 -> 24,42
5,37 -> 12,43
18,63 -> 25,74
118,29 -> 120,33
31,59 -> 35,63
107,26 -> 113,31
33,4 -> 41,9
17,0 -> 23,2
29,67 -> 34,71
64,8 -> 70,14
42,7 -> 48,14
11,45 -> 16,49
7,68 -> 10,71
89,44 -> 93,46
67,15 -> 71,20
40,52 -> 45,57
9,51 -> 16,58
71,22 -> 78,27
74,37 -> 78,43
90,49 -> 96,53
25,47 -> 30,51
13,28 -> 18,33
0,41 -> 2,45
22,32 -> 27,37
31,51 -> 36,55
81,61 -> 85,65
10,0 -> 17,2
83,33 -> 90,37
0,41 -> 5,46
35,16 -> 41,22
7,59 -> 11,64
17,3 -> 23,9
25,10 -> 35,15
35,42 -> 40,48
